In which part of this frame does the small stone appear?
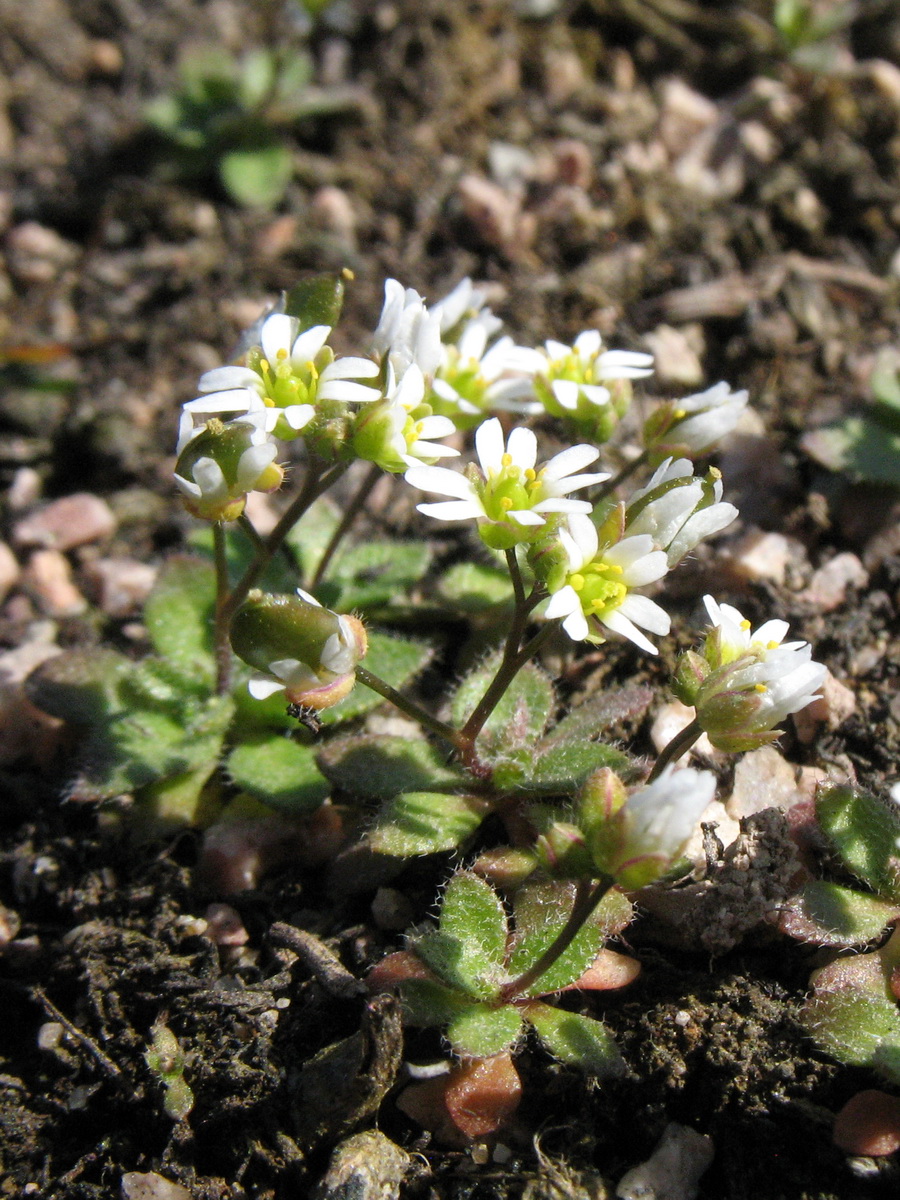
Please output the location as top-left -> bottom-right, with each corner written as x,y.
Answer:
6,222 -> 79,284
83,557 -> 157,617
793,672 -> 856,744
314,1130 -> 412,1200
14,493 -> 117,551
642,325 -> 705,388
7,468 -> 42,510
457,173 -> 534,257
801,553 -> 868,612
22,550 -> 85,616
658,79 -> 719,157
724,529 -> 793,587
310,186 -> 356,239
0,903 -> 21,949
204,903 -> 249,947
726,746 -> 802,819
551,139 -> 592,189
121,1173 -> 192,1200
0,542 -> 20,601
833,1090 -> 900,1157
616,1122 -> 714,1200
89,39 -> 123,75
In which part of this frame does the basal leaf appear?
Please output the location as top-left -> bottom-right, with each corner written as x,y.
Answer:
804,985 -> 900,1068
817,785 -> 900,901
446,1003 -> 523,1058
227,735 -> 330,813
506,881 -> 605,996
779,880 -> 900,947
322,541 -> 434,612
524,1002 -> 625,1077
542,686 -> 653,749
395,977 -> 471,1027
450,654 -> 554,764
143,556 -> 216,674
415,872 -> 508,998
188,525 -> 298,595
368,791 -> 489,857
317,735 -> 466,801
522,741 -> 632,794
219,142 -> 293,209
283,495 -> 342,581
435,562 -> 515,613
25,648 -> 132,725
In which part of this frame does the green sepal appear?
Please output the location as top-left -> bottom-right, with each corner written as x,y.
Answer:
319,631 -> 432,725
817,784 -> 900,901
435,562 -> 515,613
219,141 -> 292,208
284,272 -> 346,332
317,734 -> 466,801
143,556 -> 216,674
780,880 -> 900,947
505,881 -> 605,996
226,735 -> 330,813
318,540 -> 434,613
524,1002 -> 625,1077
368,791 -> 490,858
415,872 -> 508,999
25,648 -> 132,725
446,1003 -> 523,1058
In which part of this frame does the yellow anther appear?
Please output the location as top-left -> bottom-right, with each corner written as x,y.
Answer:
525,467 -> 536,481
501,452 -> 512,467
740,619 -> 751,631
608,563 -> 623,575
571,574 -> 585,592
754,683 -> 767,693
767,640 -> 780,650
276,348 -> 288,362
500,496 -> 513,511
673,408 -> 687,420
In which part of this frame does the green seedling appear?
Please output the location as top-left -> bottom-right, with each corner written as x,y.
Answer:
145,1021 -> 194,1122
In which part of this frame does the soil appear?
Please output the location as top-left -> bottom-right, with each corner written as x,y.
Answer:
2,1 -> 900,1197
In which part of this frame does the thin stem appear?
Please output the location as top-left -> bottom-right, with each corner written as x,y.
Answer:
237,512 -> 266,553
221,459 -> 350,626
593,448 -> 650,503
310,462 -> 381,589
213,522 -> 232,695
354,665 -> 465,751
459,617 -> 558,747
648,716 -> 702,782
500,876 -> 613,1002
505,548 -> 526,609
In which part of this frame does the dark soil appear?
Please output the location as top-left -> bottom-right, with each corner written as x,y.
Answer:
2,1 -> 900,1196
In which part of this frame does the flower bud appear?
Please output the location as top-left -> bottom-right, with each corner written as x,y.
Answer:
174,418 -> 283,522
534,820 -> 594,879
671,649 -> 710,707
582,767 -> 716,892
230,589 -> 367,710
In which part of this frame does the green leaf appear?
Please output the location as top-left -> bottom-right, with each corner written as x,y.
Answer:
318,631 -> 432,726
817,784 -> 900,901
416,872 -> 508,999
870,349 -> 900,421
227,735 -> 330,813
873,1042 -> 900,1087
542,686 -> 653,749
446,1003 -> 523,1058
450,654 -> 554,765
802,417 -> 900,488
219,142 -> 293,208
779,880 -> 900,947
522,741 -> 632,794
317,735 -> 466,801
321,541 -> 434,612
525,1002 -> 625,1077
25,648 -> 132,725
72,694 -> 233,803
368,791 -> 489,857
143,557 -> 216,674
804,981 -> 900,1068
394,977 -> 471,1027
506,881 -> 605,996
188,525 -> 299,595
123,657 -> 212,707
435,562 -> 515,613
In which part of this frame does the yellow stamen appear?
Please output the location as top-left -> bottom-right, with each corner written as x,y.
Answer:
571,574 -> 585,592
674,408 -> 687,420
276,348 -> 288,362
524,467 -> 536,481
754,683 -> 767,693
500,496 -> 513,511
501,452 -> 512,467
740,619 -> 751,631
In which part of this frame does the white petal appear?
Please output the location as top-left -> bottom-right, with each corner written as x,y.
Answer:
283,404 -> 316,430
323,355 -> 380,380
261,313 -> 298,364
562,608 -> 590,641
236,442 -> 277,491
318,380 -> 381,403
173,473 -> 201,498
549,471 -> 608,494
183,389 -> 261,414
574,330 -> 602,358
417,415 -> 456,438
405,465 -> 474,499
198,366 -> 262,393
296,588 -> 322,606
506,426 -> 537,471
192,457 -> 226,496
595,350 -> 654,379
475,418 -> 505,475
564,513 -> 599,563
551,379 -> 580,410
508,509 -> 546,526
541,444 -> 600,482
532,497 -> 592,514
248,678 -> 287,699
620,594 -> 671,636
545,585 -> 580,620
601,608 -> 659,655
290,324 -> 331,363
416,500 -> 482,521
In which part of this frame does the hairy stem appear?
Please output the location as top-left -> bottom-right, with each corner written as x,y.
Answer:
354,665 -> 465,751
500,876 -> 613,1002
310,462 -> 382,589
213,522 -> 232,695
648,716 -> 702,781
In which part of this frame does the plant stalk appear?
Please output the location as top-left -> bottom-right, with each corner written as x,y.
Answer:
648,716 -> 703,781
213,522 -> 232,695
310,461 -> 382,589
354,665 -> 466,752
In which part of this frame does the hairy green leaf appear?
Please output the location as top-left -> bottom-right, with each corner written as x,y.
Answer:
283,496 -> 342,580
25,648 -> 132,725
317,735 -> 466,801
321,541 -> 434,612
227,735 -> 329,813
416,872 -> 507,999
779,880 -> 900,947
817,784 -> 900,901
446,1003 -> 523,1058
368,791 -> 489,857
525,1002 -> 625,1077
143,556 -> 216,674
436,561 -> 515,612
522,741 -> 632,794
542,686 -> 653,748
450,655 -> 554,765
219,142 -> 293,208
506,881 -> 605,996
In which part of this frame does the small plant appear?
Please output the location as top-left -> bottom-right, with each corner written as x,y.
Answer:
803,348 -> 900,489
771,0 -> 858,71
145,45 -> 359,207
28,271 -> 830,1137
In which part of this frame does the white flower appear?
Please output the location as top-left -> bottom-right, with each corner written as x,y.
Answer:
645,381 -> 748,456
536,330 -> 654,416
353,363 -> 459,473
601,766 -> 717,889
174,411 -> 282,522
693,595 -> 827,750
624,457 -> 738,566
544,513 -> 670,653
430,276 -> 501,337
430,314 -> 544,423
405,417 -> 607,550
185,312 -> 381,435
371,279 -> 442,377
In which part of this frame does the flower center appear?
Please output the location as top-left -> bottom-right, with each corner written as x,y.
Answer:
479,459 -> 544,521
570,560 -> 627,618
